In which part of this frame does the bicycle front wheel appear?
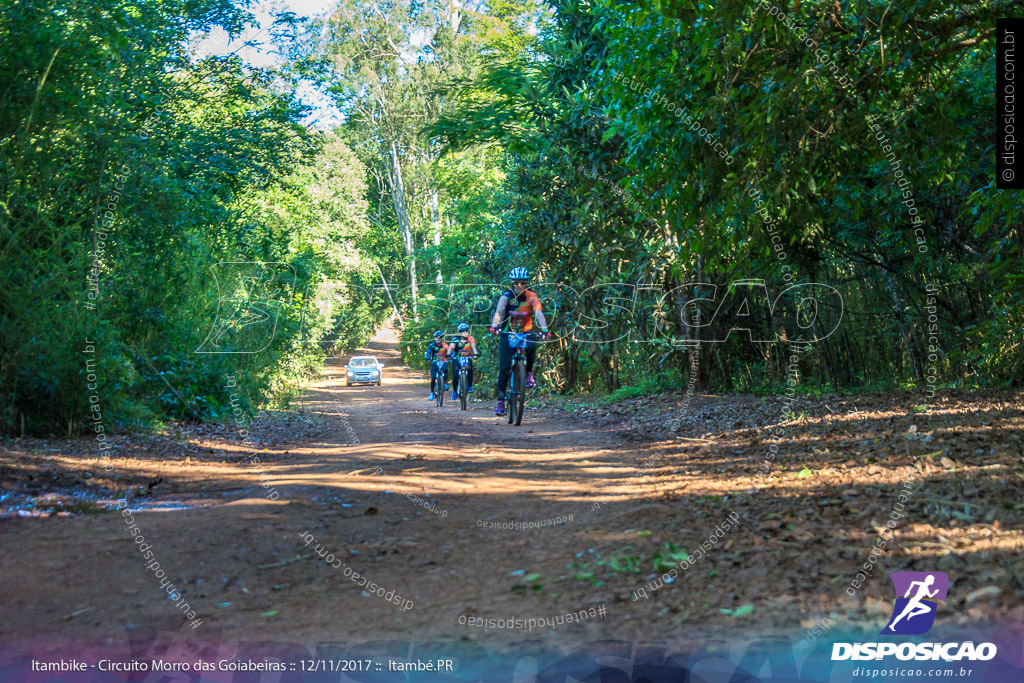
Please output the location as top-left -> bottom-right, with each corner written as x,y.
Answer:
437,383 -> 444,407
460,372 -> 468,410
513,360 -> 526,426
506,366 -> 516,424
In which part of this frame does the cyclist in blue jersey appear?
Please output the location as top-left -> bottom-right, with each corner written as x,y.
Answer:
424,330 -> 450,402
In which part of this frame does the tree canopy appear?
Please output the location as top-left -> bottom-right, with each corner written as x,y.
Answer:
2,0 -> 1019,436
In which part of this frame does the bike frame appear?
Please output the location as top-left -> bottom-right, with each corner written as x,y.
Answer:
454,355 -> 473,410
501,331 -> 536,425
432,358 -> 449,403
449,338 -> 478,406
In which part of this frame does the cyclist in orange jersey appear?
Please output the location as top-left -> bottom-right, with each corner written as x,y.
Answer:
449,322 -> 479,400
489,267 -> 549,416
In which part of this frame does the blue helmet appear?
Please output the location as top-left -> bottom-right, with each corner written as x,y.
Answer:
509,267 -> 530,281
433,330 -> 444,338
457,322 -> 470,331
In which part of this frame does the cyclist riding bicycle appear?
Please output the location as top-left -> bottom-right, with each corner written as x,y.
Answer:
489,267 -> 549,416
449,322 -> 479,401
424,330 -> 450,402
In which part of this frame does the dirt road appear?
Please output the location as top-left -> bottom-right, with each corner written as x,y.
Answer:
2,329 -> 1022,656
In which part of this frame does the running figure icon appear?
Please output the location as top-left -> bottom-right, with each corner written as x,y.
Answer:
885,575 -> 939,632
881,571 -> 949,635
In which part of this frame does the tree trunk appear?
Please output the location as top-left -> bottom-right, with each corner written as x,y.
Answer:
389,141 -> 417,319
695,251 -> 712,389
374,262 -> 403,328
560,336 -> 578,392
667,273 -> 699,389
885,273 -> 921,379
432,189 -> 441,284
449,1 -> 463,34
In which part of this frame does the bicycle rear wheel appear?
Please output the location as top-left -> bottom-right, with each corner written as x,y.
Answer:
460,372 -> 468,410
513,361 -> 526,426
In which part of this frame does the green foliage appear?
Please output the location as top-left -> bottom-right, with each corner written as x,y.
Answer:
0,0 -> 381,435
567,540 -> 691,586
426,0 -> 1022,395
598,371 -> 682,403
5,0 -> 1020,438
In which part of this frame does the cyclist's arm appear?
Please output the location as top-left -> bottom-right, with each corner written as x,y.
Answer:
470,340 -> 479,355
530,294 -> 548,331
425,343 -> 435,360
534,308 -> 548,331
491,295 -> 509,328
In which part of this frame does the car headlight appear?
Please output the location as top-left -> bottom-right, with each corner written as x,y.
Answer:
346,371 -> 354,377
371,370 -> 380,378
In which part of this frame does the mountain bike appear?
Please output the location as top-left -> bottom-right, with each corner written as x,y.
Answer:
500,330 -> 537,426
448,338 -> 479,411
432,359 -> 449,407
452,352 -> 480,411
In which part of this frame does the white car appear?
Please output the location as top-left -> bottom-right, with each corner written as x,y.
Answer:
344,356 -> 384,386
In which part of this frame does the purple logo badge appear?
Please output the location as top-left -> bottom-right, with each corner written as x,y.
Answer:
882,571 -> 949,635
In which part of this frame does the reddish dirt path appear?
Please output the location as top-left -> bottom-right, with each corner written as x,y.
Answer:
2,329 -> 1022,655
1,329 -> 640,652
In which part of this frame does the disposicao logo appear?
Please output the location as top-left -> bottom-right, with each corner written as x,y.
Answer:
832,571 -> 997,662
882,571 -> 949,635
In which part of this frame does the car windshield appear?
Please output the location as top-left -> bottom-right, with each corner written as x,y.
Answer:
349,358 -> 377,368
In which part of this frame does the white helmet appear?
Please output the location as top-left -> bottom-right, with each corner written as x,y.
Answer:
509,267 -> 530,281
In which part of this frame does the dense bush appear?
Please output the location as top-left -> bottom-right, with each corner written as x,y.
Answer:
0,0 -> 381,435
